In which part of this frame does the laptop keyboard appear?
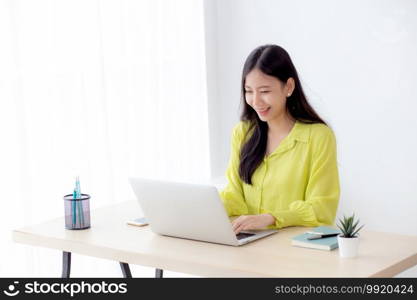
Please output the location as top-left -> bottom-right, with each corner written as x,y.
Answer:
236,232 -> 256,240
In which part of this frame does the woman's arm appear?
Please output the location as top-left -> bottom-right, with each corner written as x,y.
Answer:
269,126 -> 340,229
219,122 -> 249,216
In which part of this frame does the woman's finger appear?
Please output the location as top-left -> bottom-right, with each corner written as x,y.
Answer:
232,223 -> 239,233
233,220 -> 246,234
240,219 -> 257,232
234,224 -> 245,234
234,220 -> 251,234
232,216 -> 247,230
232,218 -> 242,231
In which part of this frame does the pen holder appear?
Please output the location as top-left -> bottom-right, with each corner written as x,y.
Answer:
64,194 -> 91,230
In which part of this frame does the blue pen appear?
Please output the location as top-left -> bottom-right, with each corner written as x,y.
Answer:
76,176 -> 81,197
76,176 -> 84,226
72,188 -> 77,227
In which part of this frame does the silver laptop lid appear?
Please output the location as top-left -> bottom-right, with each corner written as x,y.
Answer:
129,177 -> 240,246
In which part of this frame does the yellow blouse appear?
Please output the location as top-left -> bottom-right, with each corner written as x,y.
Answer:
219,120 -> 340,229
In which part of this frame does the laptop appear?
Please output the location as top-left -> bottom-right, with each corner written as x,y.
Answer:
128,177 -> 278,246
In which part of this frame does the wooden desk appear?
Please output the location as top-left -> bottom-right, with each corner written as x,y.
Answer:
12,201 -> 417,277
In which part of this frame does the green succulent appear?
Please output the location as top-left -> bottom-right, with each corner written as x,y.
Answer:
337,213 -> 364,238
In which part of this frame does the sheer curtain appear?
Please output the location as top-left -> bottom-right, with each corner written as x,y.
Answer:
0,0 -> 209,277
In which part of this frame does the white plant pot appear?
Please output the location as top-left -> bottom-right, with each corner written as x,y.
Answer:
337,234 -> 360,258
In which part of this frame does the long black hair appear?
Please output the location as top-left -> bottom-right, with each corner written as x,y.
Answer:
239,44 -> 327,185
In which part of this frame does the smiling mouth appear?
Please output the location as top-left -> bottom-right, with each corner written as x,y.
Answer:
256,107 -> 270,113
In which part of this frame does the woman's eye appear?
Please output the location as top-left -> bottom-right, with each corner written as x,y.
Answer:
245,90 -> 252,93
260,91 -> 270,94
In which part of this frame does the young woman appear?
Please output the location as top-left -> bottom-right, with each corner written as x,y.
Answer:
219,44 -> 340,235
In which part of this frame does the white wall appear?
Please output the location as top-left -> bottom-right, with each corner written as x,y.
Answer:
204,0 -> 417,276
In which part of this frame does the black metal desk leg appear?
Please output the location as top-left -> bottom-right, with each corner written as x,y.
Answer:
62,251 -> 71,278
120,262 -> 132,278
155,268 -> 163,278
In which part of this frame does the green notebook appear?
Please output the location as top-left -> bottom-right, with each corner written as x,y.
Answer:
291,226 -> 341,251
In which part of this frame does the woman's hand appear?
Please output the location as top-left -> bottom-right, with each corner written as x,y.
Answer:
231,214 -> 276,234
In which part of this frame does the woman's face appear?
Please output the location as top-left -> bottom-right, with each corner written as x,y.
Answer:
244,68 -> 293,122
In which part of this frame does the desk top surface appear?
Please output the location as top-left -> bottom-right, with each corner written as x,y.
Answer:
13,201 -> 417,277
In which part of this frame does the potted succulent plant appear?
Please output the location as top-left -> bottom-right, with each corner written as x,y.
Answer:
337,213 -> 364,258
